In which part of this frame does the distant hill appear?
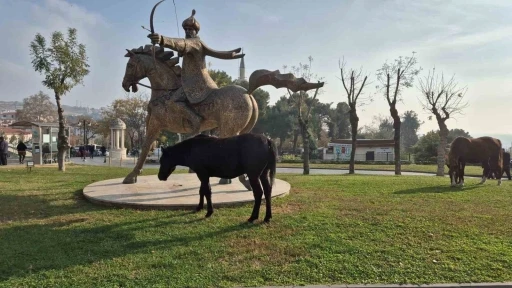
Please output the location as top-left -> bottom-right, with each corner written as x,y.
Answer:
0,100 -> 103,120
0,101 -> 22,112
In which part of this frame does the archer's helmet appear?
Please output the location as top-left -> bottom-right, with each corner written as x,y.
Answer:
182,9 -> 200,32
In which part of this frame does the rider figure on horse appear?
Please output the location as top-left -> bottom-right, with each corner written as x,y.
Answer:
148,9 -> 245,135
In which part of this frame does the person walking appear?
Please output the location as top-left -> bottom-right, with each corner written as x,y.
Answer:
79,146 -> 85,161
16,140 -> 27,164
89,145 -> 94,159
0,136 -> 8,165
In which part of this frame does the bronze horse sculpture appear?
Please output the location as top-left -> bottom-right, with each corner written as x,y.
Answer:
121,45 -> 324,187
447,136 -> 503,187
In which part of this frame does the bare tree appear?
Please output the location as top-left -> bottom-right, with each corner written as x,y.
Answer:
338,58 -> 371,174
418,68 -> 468,176
99,92 -> 148,150
16,91 -> 58,122
286,56 -> 323,175
376,52 -> 421,175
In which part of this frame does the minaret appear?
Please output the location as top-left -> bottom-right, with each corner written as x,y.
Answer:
238,48 -> 246,82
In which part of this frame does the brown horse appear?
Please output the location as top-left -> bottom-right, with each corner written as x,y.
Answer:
447,136 -> 503,186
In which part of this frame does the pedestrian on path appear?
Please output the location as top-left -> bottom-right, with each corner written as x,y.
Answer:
0,137 -> 8,165
16,140 -> 27,164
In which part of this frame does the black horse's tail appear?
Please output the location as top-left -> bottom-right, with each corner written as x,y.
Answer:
267,137 -> 278,187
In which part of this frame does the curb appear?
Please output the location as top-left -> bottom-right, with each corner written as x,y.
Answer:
275,166 -> 486,178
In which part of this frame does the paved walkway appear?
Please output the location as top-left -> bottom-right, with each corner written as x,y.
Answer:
68,157 -> 438,176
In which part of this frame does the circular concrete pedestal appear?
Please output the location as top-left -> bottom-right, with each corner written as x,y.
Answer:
83,174 -> 290,210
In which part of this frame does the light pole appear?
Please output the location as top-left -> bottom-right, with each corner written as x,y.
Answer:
82,119 -> 90,161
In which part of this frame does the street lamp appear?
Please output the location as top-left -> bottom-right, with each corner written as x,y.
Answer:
81,119 -> 92,162
82,119 -> 91,146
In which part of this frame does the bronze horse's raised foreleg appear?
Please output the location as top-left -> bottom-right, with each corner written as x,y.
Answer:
123,111 -> 161,184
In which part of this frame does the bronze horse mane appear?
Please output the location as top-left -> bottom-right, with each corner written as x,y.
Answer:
125,45 -> 181,71
447,136 -> 503,186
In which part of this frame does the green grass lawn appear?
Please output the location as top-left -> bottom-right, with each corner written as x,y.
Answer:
277,162 -> 486,176
1,165 -> 511,287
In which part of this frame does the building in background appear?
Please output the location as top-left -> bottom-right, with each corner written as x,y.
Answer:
0,110 -> 17,127
320,139 -> 395,162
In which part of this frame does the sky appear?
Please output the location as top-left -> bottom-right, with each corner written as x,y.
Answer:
1,0 -> 512,143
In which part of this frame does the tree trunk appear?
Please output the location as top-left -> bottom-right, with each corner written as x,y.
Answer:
55,93 -> 69,172
300,119 -> 310,175
349,108 -> 359,174
390,104 -> 401,175
436,120 -> 449,176
278,137 -> 284,155
292,129 -> 299,155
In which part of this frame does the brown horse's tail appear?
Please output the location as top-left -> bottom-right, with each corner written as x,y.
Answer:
240,95 -> 259,134
497,139 -> 503,174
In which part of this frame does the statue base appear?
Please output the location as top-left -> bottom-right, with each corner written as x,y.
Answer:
219,178 -> 232,184
110,148 -> 127,160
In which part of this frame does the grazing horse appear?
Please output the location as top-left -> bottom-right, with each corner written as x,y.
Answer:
484,151 -> 511,180
158,133 -> 278,223
447,136 -> 503,187
446,156 -> 491,186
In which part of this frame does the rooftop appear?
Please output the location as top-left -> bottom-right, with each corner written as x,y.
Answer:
329,139 -> 395,147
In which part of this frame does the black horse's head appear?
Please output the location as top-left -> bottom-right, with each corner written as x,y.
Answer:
158,148 -> 176,181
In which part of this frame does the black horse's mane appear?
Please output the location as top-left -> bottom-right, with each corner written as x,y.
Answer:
164,134 -> 218,153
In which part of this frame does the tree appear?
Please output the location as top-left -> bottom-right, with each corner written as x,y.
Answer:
412,130 -> 440,163
237,79 -> 270,134
9,135 -> 18,145
447,128 -> 471,144
418,68 -> 468,176
208,69 -> 233,88
76,115 -> 99,145
376,115 -> 394,139
285,56 -> 323,175
16,91 -> 57,122
338,58 -> 370,174
100,92 -> 149,150
401,110 -> 422,152
327,102 -> 351,139
413,129 -> 471,163
265,96 -> 295,153
30,27 -> 90,171
376,52 -> 421,175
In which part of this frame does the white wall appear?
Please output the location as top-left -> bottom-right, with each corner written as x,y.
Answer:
322,143 -> 395,161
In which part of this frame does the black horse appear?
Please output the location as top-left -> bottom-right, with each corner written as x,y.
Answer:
158,133 -> 278,223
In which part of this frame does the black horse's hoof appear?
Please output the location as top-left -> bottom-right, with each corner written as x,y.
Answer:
195,206 -> 203,212
263,217 -> 271,223
205,211 -> 213,218
247,217 -> 257,223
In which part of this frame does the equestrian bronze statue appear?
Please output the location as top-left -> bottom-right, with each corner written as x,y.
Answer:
121,3 -> 324,189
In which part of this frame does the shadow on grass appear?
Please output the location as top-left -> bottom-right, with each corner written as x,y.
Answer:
394,184 -> 482,194
0,214 -> 256,281
0,188 -> 111,222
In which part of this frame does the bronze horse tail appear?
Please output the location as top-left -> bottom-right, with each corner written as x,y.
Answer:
247,69 -> 324,95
